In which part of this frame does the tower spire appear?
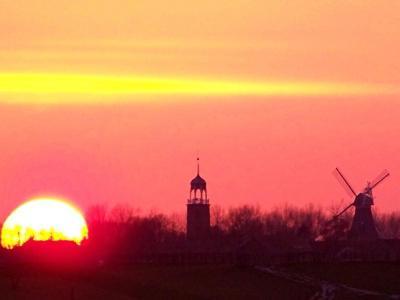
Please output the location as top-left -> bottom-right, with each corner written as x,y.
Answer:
187,156 -> 210,241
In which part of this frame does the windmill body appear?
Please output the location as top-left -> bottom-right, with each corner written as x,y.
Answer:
348,192 -> 378,240
333,168 -> 389,241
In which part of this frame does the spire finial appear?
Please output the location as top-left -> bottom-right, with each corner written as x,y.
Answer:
197,157 -> 200,175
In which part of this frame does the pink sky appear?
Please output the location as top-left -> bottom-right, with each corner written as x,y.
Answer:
0,1 -> 399,219
0,97 -> 399,220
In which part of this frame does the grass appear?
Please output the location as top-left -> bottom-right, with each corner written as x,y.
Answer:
1,261 -> 399,299
286,262 -> 400,295
85,264 -> 315,299
0,264 -> 314,300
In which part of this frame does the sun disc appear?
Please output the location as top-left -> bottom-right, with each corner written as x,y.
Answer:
1,197 -> 88,249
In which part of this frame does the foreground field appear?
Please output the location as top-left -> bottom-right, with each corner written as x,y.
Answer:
0,264 -> 314,300
286,262 -> 400,296
0,262 -> 399,299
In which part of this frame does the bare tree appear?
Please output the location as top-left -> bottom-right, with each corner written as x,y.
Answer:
109,203 -> 138,224
225,205 -> 263,239
85,204 -> 108,224
211,204 -> 225,228
376,211 -> 400,239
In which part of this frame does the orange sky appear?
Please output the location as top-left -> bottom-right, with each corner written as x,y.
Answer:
0,1 -> 399,218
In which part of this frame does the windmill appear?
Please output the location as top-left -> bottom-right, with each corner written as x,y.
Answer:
332,168 -> 390,240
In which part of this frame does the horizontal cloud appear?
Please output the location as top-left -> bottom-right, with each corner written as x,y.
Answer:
0,72 -> 397,104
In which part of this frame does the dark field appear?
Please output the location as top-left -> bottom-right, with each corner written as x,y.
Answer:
0,264 -> 313,300
286,262 -> 400,295
0,262 -> 399,299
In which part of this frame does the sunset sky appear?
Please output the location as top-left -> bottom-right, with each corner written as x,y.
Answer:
0,1 -> 399,219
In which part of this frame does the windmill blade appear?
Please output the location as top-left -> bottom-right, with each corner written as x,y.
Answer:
325,201 -> 354,225
334,201 -> 355,219
369,169 -> 390,190
334,168 -> 357,197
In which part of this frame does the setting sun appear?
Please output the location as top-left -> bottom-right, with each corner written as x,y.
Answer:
1,198 -> 88,249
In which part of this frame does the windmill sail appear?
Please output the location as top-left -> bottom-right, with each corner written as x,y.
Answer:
333,168 -> 357,197
332,168 -> 390,240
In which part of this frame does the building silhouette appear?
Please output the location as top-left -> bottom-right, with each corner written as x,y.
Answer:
186,158 -> 210,241
348,192 -> 379,240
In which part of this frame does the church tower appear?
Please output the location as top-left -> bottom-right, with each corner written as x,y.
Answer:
186,158 -> 210,241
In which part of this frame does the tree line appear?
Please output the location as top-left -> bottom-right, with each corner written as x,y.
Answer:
84,203 -> 400,256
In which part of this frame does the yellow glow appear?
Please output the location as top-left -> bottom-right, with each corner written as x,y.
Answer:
1,198 -> 88,249
0,72 -> 396,104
